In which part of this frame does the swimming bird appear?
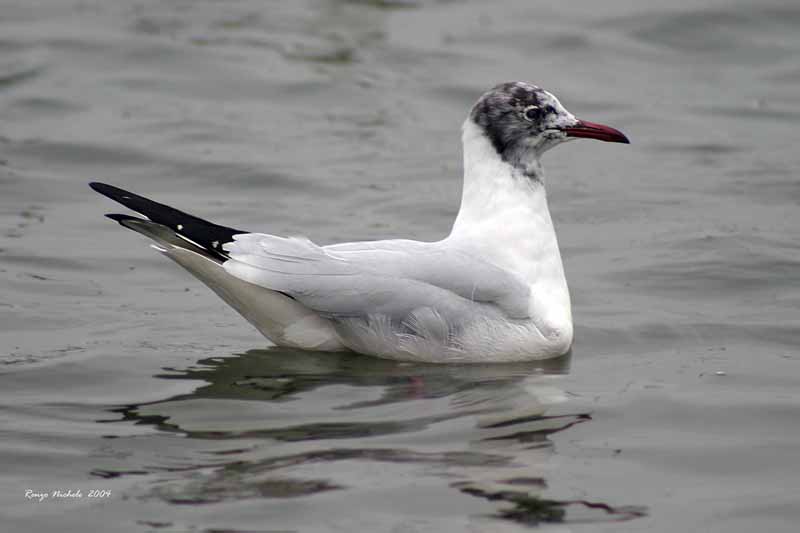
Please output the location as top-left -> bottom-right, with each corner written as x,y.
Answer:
91,82 -> 628,363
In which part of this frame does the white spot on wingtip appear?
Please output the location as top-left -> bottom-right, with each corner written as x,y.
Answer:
212,240 -> 219,248
177,224 -> 183,230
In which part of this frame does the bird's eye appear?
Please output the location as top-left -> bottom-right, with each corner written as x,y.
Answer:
523,105 -> 540,122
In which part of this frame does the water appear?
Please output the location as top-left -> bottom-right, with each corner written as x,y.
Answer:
2,0 -> 800,531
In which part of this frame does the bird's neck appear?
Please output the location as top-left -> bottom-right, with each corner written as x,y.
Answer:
449,120 -> 568,297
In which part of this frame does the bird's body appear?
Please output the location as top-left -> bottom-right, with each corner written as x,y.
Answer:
92,82 -> 628,363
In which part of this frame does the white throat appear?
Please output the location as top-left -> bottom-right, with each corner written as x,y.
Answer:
448,119 -> 572,341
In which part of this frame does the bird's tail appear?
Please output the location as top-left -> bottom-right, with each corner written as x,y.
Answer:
90,182 -> 343,351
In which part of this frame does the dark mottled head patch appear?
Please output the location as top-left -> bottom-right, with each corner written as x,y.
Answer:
470,82 -> 572,173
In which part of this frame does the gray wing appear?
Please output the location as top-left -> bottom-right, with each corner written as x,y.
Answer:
222,234 -> 530,320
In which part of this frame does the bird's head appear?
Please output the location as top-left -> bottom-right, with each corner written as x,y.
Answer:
468,82 -> 629,174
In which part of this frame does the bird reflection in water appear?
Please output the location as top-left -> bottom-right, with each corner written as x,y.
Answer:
97,348 -> 645,525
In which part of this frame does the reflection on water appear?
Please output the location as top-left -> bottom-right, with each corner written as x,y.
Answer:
94,348 -> 644,525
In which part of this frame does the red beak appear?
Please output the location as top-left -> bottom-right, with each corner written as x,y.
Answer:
564,120 -> 630,144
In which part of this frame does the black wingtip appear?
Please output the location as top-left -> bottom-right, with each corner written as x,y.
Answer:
90,182 -> 246,261
90,182 -> 127,200
104,213 -> 141,223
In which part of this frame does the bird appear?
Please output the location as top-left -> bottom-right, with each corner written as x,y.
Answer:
91,82 -> 629,363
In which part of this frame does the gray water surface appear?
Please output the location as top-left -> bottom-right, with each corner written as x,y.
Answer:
2,1 -> 800,531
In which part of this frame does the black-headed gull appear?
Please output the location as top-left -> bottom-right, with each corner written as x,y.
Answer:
91,82 -> 628,363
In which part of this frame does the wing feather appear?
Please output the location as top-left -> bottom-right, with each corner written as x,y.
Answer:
223,234 -> 529,319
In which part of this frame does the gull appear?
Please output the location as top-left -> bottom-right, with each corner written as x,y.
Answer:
91,82 -> 628,363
